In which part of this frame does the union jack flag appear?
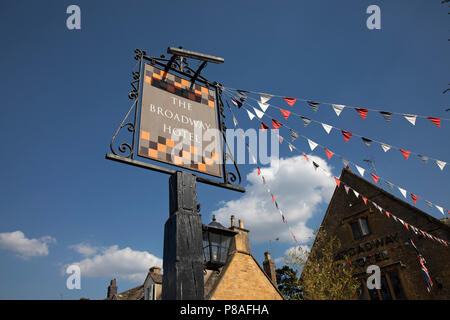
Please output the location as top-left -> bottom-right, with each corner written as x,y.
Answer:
410,239 -> 433,292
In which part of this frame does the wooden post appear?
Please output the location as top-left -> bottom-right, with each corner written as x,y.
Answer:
162,171 -> 204,300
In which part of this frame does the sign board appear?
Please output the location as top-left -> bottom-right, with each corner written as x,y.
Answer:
138,64 -> 222,178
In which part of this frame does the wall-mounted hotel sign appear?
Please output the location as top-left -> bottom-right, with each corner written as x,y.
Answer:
138,64 -> 222,178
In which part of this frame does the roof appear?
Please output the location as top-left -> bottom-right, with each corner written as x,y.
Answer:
109,285 -> 144,300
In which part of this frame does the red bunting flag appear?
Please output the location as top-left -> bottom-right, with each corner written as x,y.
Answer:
341,130 -> 353,143
362,196 -> 367,205
261,122 -> 269,131
404,222 -> 409,230
399,149 -> 411,160
257,167 -> 261,176
334,177 -> 341,188
427,117 -> 441,127
280,108 -> 291,120
271,194 -> 275,202
370,173 -> 379,184
411,193 -> 418,205
291,231 -> 297,242
324,148 -> 334,159
355,108 -> 369,120
282,215 -> 285,223
272,119 -> 282,130
385,211 -> 390,218
302,152 -> 309,162
284,97 -> 297,107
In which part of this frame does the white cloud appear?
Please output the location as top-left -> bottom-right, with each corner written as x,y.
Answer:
69,243 -> 99,257
213,155 -> 335,244
0,231 -> 56,259
67,245 -> 162,283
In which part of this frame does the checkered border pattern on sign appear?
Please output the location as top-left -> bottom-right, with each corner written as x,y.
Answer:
138,130 -> 220,174
144,65 -> 216,108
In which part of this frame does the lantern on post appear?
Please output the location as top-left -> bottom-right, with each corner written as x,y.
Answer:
202,215 -> 237,269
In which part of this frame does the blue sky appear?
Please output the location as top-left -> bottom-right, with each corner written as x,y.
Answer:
0,0 -> 448,299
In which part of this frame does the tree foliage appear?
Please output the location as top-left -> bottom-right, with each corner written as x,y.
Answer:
275,266 -> 303,300
284,231 -> 361,300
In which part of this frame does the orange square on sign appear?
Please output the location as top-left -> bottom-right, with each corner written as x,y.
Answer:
211,152 -> 219,161
157,143 -> 166,153
182,150 -> 191,160
141,130 -> 150,140
148,149 -> 158,158
208,100 -> 215,108
166,139 -> 174,148
174,156 -> 183,165
145,76 -> 152,84
190,146 -> 197,154
201,87 -> 208,94
174,81 -> 182,89
153,73 -> 161,80
181,79 -> 189,87
198,163 -> 206,172
205,157 -> 213,166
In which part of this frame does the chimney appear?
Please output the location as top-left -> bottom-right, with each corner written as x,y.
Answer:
150,266 -> 161,275
107,279 -> 117,299
263,252 -> 277,286
229,217 -> 251,254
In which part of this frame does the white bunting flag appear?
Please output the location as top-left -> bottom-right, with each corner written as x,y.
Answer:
436,160 -> 446,171
355,165 -> 365,177
398,187 -> 407,199
233,116 -> 238,127
403,114 -> 417,126
352,189 -> 360,198
321,123 -> 333,134
257,101 -> 270,112
344,185 -> 350,194
260,94 -> 273,104
253,107 -> 264,119
246,109 -> 255,120
250,154 -> 257,164
288,142 -> 294,152
435,205 -> 444,216
380,143 -> 391,152
332,104 -> 345,116
307,139 -> 318,151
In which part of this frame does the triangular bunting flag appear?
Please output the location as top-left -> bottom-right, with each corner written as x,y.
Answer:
341,158 -> 350,168
307,101 -> 320,112
332,104 -> 345,116
301,117 -> 312,127
276,133 -> 284,144
287,142 -> 294,152
233,116 -> 238,127
399,149 -> 411,160
230,97 -> 243,108
272,119 -> 282,130
410,193 -> 418,205
271,193 -> 275,202
379,111 -> 392,122
392,215 -> 398,222
257,101 -> 269,112
280,108 -> 291,120
307,139 -> 318,151
362,196 -> 367,205
385,211 -> 390,218
403,114 -> 417,126
352,189 -> 359,198
257,167 -> 261,176
355,108 -> 369,120
435,205 -> 444,216
385,181 -> 394,190
417,154 -> 429,163
424,200 -> 433,208
381,143 -> 391,152
341,130 -> 353,143
427,117 -> 441,127
289,129 -> 300,141
344,185 -> 350,194
302,153 -> 309,162
313,161 -> 319,170
253,107 -> 264,119
398,187 -> 407,199
436,160 -> 446,171
324,148 -> 334,159
321,123 -> 333,134
260,93 -> 273,104
370,173 -> 379,184
284,97 -> 297,107
355,165 -> 365,177
334,177 -> 341,188
246,109 -> 255,120
361,137 -> 372,148
261,122 -> 269,131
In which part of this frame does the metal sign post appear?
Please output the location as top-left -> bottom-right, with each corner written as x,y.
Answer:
106,47 -> 245,300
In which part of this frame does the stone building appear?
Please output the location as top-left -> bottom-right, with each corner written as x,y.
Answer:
105,216 -> 283,300
309,167 -> 450,300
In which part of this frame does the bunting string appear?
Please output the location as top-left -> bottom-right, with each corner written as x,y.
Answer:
224,90 -> 450,219
223,86 -> 450,125
224,88 -> 448,169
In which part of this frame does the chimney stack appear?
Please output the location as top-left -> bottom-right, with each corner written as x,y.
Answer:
107,279 -> 117,299
230,215 -> 236,227
263,252 -> 277,286
150,266 -> 161,275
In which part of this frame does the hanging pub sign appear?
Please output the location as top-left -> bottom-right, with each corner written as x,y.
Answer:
138,63 -> 223,178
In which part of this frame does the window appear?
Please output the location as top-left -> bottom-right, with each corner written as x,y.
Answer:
359,269 -> 406,300
350,217 -> 370,240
